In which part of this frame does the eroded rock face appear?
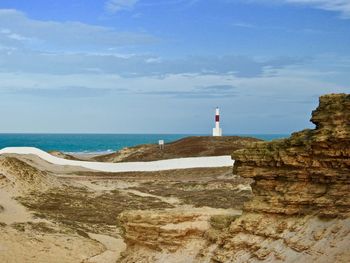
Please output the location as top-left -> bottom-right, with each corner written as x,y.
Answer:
118,207 -> 241,263
199,94 -> 350,262
202,213 -> 350,262
118,94 -> 350,262
232,93 -> 350,218
119,208 -> 210,252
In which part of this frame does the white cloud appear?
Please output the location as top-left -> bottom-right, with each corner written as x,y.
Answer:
0,48 -> 305,78
0,9 -> 307,79
105,0 -> 139,13
272,0 -> 350,18
0,27 -> 33,44
0,9 -> 156,51
242,0 -> 350,18
0,28 -> 11,34
232,22 -> 257,28
0,67 -> 348,133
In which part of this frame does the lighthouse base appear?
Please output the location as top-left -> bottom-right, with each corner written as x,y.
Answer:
212,128 -> 222,137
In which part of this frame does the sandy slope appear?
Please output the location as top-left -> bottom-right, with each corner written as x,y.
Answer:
0,147 -> 234,172
0,153 -> 242,263
1,130 -> 348,263
0,227 -> 103,263
0,190 -> 32,224
0,156 -> 106,263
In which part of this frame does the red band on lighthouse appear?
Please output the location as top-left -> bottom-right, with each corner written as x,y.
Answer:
215,115 -> 219,122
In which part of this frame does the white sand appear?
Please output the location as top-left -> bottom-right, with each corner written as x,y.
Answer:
0,147 -> 234,173
0,189 -> 32,224
87,233 -> 126,263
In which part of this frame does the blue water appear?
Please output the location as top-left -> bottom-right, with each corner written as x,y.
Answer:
0,134 -> 289,153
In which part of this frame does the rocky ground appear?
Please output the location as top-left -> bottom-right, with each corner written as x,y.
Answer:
1,93 -> 349,263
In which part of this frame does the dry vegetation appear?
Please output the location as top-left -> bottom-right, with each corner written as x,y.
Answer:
0,153 -> 251,262
129,179 -> 252,209
17,187 -> 174,230
93,136 -> 261,162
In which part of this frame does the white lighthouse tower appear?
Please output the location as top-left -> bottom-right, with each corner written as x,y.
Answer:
212,107 -> 222,136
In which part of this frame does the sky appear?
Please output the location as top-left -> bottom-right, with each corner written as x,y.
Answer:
0,0 -> 349,134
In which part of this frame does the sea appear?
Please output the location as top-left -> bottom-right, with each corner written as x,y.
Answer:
0,134 -> 289,154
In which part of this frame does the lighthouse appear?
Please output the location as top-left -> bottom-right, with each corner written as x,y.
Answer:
212,107 -> 222,136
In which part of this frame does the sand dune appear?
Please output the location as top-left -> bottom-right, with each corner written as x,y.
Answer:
0,147 -> 234,173
0,153 -> 241,263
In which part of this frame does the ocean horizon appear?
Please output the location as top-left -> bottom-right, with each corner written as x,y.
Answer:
0,133 -> 289,154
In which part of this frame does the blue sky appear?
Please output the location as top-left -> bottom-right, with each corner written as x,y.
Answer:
0,0 -> 349,134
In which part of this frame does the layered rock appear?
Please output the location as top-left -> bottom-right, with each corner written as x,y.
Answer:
199,93 -> 350,262
232,93 -> 350,218
204,212 -> 350,262
118,207 -> 241,262
118,94 -> 350,262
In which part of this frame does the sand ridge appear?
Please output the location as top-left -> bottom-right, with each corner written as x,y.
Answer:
0,147 -> 234,172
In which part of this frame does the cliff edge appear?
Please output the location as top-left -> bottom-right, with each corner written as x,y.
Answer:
119,94 -> 350,263
232,93 -> 350,218
200,93 -> 350,262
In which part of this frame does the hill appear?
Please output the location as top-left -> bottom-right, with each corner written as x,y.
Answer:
93,136 -> 261,162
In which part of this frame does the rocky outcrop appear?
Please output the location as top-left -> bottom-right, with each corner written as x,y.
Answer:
201,212 -> 350,262
232,93 -> 350,218
117,94 -> 350,262
118,207 -> 241,262
119,208 -> 209,252
196,94 -> 350,262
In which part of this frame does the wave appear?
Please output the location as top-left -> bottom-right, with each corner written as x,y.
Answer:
63,149 -> 115,155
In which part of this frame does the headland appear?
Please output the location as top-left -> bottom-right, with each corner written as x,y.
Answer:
0,93 -> 349,263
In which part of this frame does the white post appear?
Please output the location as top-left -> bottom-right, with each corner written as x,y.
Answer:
159,140 -> 164,150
